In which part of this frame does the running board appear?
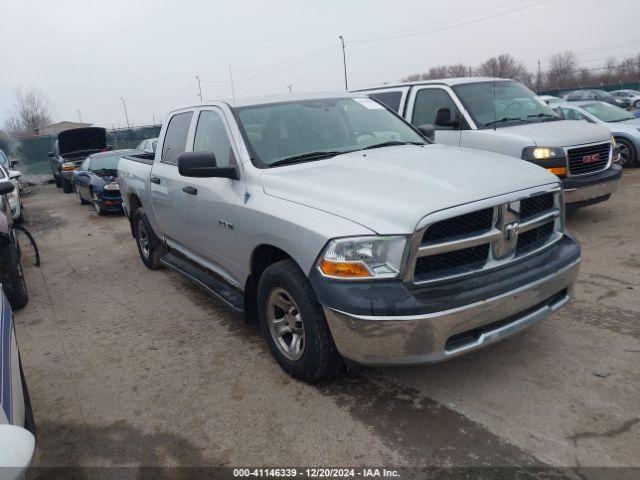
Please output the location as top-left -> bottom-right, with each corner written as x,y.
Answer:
160,252 -> 244,313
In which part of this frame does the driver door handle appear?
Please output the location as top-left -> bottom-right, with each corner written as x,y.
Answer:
150,177 -> 161,184
183,186 -> 198,195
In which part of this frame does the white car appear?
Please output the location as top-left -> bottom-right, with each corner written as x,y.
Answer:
136,138 -> 158,154
0,289 -> 36,478
550,99 -> 640,168
0,165 -> 23,223
611,89 -> 640,109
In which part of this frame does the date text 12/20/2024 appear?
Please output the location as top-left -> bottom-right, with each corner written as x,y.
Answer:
233,468 -> 400,478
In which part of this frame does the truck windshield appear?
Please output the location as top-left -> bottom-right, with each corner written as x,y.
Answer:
581,102 -> 635,122
453,81 -> 561,128
236,97 -> 426,167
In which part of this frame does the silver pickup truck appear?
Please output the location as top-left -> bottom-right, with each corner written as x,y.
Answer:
118,93 -> 581,382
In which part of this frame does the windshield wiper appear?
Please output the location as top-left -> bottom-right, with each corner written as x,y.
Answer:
269,151 -> 345,167
527,113 -> 560,121
484,117 -> 532,127
362,141 -> 424,150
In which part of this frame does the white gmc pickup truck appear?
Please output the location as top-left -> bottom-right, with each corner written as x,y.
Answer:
118,93 -> 581,382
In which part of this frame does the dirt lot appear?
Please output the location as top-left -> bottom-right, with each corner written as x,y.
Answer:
13,171 -> 640,472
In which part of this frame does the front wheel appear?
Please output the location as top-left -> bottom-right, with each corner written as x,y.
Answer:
257,259 -> 342,382
61,177 -> 73,193
76,186 -> 89,205
133,208 -> 165,269
616,137 -> 638,168
0,238 -> 28,310
634,100 -> 640,109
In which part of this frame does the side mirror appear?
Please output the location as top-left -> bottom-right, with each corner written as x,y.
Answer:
0,180 -> 15,195
434,108 -> 459,128
0,425 -> 36,474
9,160 -> 19,168
177,152 -> 239,180
417,124 -> 435,142
48,151 -> 55,158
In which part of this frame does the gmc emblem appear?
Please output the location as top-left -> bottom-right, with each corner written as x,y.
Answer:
582,153 -> 600,164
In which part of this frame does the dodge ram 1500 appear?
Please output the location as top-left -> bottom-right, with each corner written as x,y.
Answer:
118,93 -> 581,382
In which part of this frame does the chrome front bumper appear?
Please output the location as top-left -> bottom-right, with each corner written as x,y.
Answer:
323,258 -> 580,366
563,176 -> 620,204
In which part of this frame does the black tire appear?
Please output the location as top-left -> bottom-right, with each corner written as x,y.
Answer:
18,353 -> 36,436
54,175 -> 62,188
257,259 -> 342,382
61,177 -> 73,193
0,238 -> 28,310
133,207 -> 164,269
616,137 -> 638,168
634,100 -> 640,109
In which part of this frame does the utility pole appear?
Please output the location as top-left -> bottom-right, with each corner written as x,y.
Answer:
195,75 -> 203,102
286,85 -> 293,94
120,97 -> 131,129
152,114 -> 156,125
537,60 -> 542,90
339,35 -> 348,90
229,65 -> 237,106
77,109 -> 82,123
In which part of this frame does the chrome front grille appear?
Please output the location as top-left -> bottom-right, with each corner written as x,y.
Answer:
409,188 -> 563,285
567,142 -> 610,175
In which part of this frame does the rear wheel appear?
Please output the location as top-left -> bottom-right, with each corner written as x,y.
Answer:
634,100 -> 640,109
257,259 -> 342,382
61,177 -> 73,193
0,237 -> 28,310
616,137 -> 638,168
133,208 -> 164,269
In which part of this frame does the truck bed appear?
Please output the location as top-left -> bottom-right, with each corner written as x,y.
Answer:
122,152 -> 155,165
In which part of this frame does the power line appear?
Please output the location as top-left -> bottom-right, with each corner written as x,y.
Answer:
349,0 -> 550,45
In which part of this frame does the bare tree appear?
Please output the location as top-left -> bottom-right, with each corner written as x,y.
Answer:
477,54 -> 532,85
4,87 -> 54,137
547,52 -> 577,89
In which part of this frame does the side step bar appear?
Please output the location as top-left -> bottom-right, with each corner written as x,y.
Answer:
160,252 -> 244,314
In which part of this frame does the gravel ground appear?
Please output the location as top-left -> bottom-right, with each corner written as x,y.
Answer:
13,171 -> 640,474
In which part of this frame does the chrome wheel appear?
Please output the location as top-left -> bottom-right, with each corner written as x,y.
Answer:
618,142 -> 631,167
137,220 -> 150,258
267,287 -> 305,361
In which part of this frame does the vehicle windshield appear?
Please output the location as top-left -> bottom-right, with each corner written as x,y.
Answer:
0,151 -> 8,166
453,81 -> 561,128
236,97 -> 426,167
581,102 -> 635,122
89,153 -> 121,172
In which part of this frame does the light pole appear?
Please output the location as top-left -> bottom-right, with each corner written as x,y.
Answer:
77,109 -> 82,123
339,35 -> 348,90
120,97 -> 131,129
196,75 -> 203,102
287,85 -> 293,94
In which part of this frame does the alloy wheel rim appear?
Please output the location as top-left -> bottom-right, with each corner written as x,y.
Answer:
267,287 -> 305,361
618,143 -> 630,166
137,220 -> 150,258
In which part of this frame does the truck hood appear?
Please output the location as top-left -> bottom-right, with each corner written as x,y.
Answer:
492,120 -> 610,147
58,127 -> 107,156
260,144 -> 559,233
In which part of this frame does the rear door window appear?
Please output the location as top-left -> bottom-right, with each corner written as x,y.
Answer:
161,112 -> 193,165
369,91 -> 403,112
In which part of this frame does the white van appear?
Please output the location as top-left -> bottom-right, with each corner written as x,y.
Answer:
357,78 -> 622,208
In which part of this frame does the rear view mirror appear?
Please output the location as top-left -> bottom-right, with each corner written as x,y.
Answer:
177,152 -> 239,180
435,108 -> 459,128
0,180 -> 15,196
417,124 -> 435,142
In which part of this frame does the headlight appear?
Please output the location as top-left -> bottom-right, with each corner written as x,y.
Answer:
611,137 -> 620,164
522,146 -> 567,176
317,236 -> 406,279
104,182 -> 119,191
61,161 -> 77,171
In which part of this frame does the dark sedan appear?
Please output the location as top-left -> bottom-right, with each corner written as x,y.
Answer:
72,149 -> 137,215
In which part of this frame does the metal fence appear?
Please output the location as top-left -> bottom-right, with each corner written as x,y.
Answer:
537,81 -> 640,97
0,125 -> 161,179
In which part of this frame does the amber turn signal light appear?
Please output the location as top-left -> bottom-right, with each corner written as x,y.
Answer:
320,260 -> 371,278
546,167 -> 566,176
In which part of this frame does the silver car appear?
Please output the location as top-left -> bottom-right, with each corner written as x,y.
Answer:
611,89 -> 640,109
550,99 -> 640,167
